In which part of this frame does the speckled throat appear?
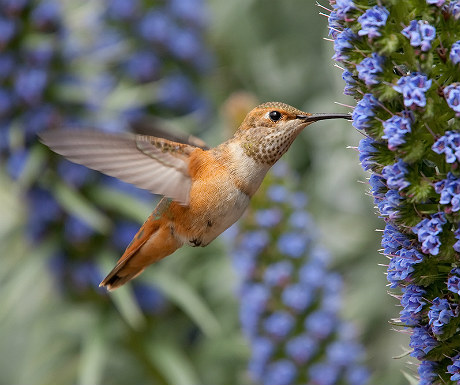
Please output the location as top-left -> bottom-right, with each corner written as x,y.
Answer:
238,123 -> 304,165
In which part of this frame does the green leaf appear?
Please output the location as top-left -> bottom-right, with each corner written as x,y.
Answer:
88,185 -> 155,223
53,180 -> 112,233
77,327 -> 106,385
149,269 -> 221,337
148,343 -> 201,385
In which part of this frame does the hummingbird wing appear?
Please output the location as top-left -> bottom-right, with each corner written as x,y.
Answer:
129,117 -> 209,150
39,129 -> 196,205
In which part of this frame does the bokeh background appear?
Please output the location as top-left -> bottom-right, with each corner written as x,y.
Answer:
0,0 -> 412,384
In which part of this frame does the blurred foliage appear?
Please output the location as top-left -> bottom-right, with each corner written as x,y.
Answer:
0,0 -> 412,385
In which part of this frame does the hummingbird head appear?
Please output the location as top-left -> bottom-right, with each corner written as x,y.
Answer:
234,101 -> 351,165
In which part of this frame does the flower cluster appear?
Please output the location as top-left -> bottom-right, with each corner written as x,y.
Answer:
229,163 -> 368,385
0,0 -> 211,310
329,0 -> 460,383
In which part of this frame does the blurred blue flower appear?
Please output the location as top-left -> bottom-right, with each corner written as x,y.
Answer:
358,137 -> 377,171
263,360 -> 297,385
263,311 -> 295,340
277,232 -> 308,258
0,16 -> 16,46
132,282 -> 167,315
6,149 -> 29,179
64,215 -> 94,243
125,51 -> 161,83
418,361 -> 439,385
264,261 -> 293,287
255,208 -> 283,227
448,354 -> 460,382
409,326 -> 438,359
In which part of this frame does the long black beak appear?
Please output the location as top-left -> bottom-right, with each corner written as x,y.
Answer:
296,113 -> 352,123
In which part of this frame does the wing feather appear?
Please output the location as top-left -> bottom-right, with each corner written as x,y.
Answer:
39,129 -> 197,205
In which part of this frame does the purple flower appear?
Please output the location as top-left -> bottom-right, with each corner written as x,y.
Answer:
447,354 -> 460,382
309,361 -> 339,385
381,159 -> 410,191
305,310 -> 336,339
449,40 -> 460,65
447,268 -> 460,294
382,223 -> 412,255
393,73 -> 432,108
357,6 -> 389,39
382,112 -> 413,149
402,20 -> 436,51
409,326 -> 438,359
342,69 -> 356,95
378,189 -> 402,219
357,53 -> 385,86
444,83 -> 460,116
352,93 -> 379,130
428,297 -> 457,335
328,11 -> 342,39
267,184 -> 288,202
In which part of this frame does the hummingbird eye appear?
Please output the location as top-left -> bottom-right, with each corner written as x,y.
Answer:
268,110 -> 282,122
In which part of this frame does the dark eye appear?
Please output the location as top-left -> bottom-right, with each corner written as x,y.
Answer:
268,110 -> 282,122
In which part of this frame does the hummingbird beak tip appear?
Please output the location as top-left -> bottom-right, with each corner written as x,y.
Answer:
297,113 -> 352,123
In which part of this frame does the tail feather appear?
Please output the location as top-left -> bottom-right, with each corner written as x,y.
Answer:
99,261 -> 145,291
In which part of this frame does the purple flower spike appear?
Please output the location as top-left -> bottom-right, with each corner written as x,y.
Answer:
402,20 -> 436,52
393,73 -> 432,108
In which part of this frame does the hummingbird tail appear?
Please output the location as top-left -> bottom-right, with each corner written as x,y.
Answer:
99,214 -> 182,290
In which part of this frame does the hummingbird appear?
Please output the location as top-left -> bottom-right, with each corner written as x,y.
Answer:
39,102 -> 350,290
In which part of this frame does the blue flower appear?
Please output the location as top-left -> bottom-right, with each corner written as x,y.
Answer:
328,11 -> 342,39
400,285 -> 426,325
418,361 -> 439,385
428,297 -> 457,335
305,310 -> 336,339
409,326 -> 438,359
277,232 -> 308,258
382,223 -> 412,255
434,172 -> 460,211
387,247 -> 424,287
332,28 -> 357,62
0,16 -> 16,45
263,311 -> 295,340
263,360 -> 297,385
263,261 -> 294,287
132,282 -> 167,314
449,40 -> 460,65
357,6 -> 389,39
285,334 -> 317,364
382,113 -> 413,149
381,159 -> 410,191
358,137 -> 378,171
378,189 -> 402,219
14,68 -> 48,105
352,93 -> 378,130
249,337 -> 274,381
393,72 -> 432,108
447,268 -> 460,294
402,20 -> 436,52
6,149 -> 29,180
444,83 -> 460,116
449,1 -> 460,20
239,230 -> 269,256
332,0 -> 356,20
64,215 -> 94,243
309,361 -> 339,385
107,0 -> 139,20
125,51 -> 161,83
267,184 -> 288,202
356,53 -> 385,86
255,208 -> 283,228
342,69 -> 356,95
412,213 -> 446,255
432,130 -> 460,163
447,354 -> 460,382
281,283 -> 313,312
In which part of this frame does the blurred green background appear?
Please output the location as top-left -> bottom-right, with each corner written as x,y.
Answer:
0,0 -> 412,384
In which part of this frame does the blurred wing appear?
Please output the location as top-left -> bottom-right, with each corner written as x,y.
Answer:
39,129 -> 196,205
130,117 -> 209,150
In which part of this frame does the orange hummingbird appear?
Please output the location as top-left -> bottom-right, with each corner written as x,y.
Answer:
40,102 -> 350,290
